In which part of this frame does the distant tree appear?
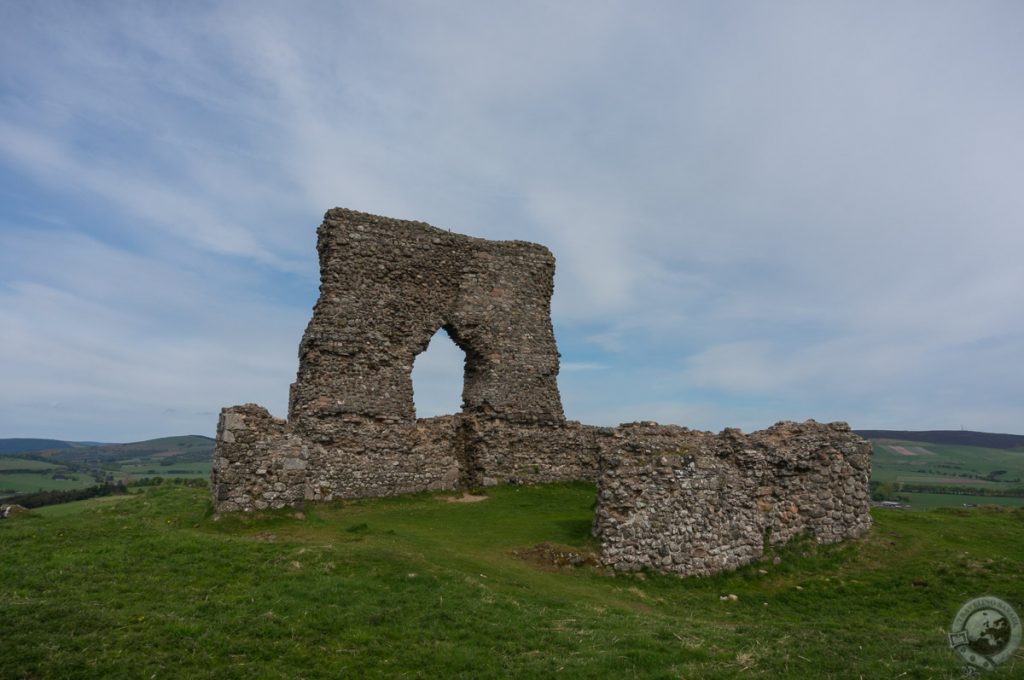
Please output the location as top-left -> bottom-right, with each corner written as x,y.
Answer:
871,482 -> 894,501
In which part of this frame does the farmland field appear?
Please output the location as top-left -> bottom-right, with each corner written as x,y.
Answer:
871,440 -> 1024,484
0,457 -> 59,471
870,439 -> 1024,508
0,470 -> 96,498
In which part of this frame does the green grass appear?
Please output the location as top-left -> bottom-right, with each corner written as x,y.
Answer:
3,483 -> 1024,678
872,440 -> 1024,484
897,492 -> 1024,510
34,435 -> 214,466
0,446 -> 214,500
113,460 -> 212,479
0,470 -> 97,498
30,493 -> 139,518
0,457 -> 58,471
871,440 -> 1024,508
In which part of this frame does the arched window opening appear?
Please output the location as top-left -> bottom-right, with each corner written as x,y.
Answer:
411,327 -> 465,418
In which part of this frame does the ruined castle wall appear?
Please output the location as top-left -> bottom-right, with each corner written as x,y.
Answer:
211,405 -> 307,512
212,407 -> 605,510
302,416 -> 462,501
458,418 -> 608,488
211,204 -> 874,578
592,421 -> 872,576
288,208 -> 564,444
212,208 -> 581,512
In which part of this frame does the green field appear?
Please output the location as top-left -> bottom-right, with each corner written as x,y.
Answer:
0,457 -> 58,471
113,460 -> 212,479
0,470 -> 96,498
0,436 -> 215,500
2,483 -> 1023,678
897,492 -> 1024,510
871,440 -> 1024,483
24,435 -> 215,466
870,440 -> 1024,508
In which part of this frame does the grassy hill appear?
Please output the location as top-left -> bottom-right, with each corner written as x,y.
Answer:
28,435 -> 215,465
856,429 -> 1024,450
2,483 -> 1022,678
864,432 -> 1024,509
0,435 -> 215,499
0,438 -> 80,454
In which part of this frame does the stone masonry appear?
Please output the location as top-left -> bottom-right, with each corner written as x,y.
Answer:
592,420 -> 873,575
212,208 -> 872,576
212,208 -> 603,512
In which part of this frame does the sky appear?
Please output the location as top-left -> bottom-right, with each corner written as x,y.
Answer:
1,1 -> 1022,441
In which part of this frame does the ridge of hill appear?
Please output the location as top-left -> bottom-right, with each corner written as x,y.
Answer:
38,435 -> 216,465
0,438 -> 81,454
0,435 -> 215,463
855,429 -> 1024,450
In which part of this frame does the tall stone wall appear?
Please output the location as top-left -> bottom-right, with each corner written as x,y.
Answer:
289,208 -> 563,435
212,208 -> 590,512
591,420 -> 873,576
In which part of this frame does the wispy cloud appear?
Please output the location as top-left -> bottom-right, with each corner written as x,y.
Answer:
1,1 -> 1021,438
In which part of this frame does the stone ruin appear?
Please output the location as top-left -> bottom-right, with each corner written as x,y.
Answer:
593,421 -> 872,575
212,207 -> 872,576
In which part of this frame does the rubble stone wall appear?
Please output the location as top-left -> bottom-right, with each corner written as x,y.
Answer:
211,208 -> 872,579
591,420 -> 873,576
212,404 -> 306,513
289,207 -> 564,438
212,208 -> 587,512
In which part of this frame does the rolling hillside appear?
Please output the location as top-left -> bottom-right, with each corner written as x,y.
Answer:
0,435 -> 215,499
862,431 -> 1024,509
0,438 -> 81,454
32,435 -> 215,465
855,429 -> 1024,450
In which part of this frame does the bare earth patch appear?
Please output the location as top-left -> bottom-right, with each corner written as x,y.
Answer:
889,445 -> 933,456
510,542 -> 599,571
442,492 -> 488,503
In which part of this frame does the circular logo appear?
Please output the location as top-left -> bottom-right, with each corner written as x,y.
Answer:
949,597 -> 1021,671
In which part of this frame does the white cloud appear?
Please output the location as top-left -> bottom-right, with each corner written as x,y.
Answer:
0,1 -> 1021,437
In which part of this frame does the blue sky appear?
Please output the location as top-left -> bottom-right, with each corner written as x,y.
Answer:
1,1 -> 1022,441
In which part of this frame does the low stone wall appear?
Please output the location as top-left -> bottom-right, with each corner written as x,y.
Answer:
458,417 -> 608,488
303,415 -> 462,501
592,420 -> 872,576
211,405 -> 306,512
211,406 -> 607,511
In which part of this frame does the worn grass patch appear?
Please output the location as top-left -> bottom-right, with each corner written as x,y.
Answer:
2,483 -> 1023,678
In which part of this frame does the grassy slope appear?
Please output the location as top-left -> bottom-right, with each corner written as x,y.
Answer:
0,457 -> 59,471
3,483 -> 1023,679
0,437 -> 216,498
871,440 -> 1024,509
33,435 -> 215,465
0,438 -> 76,454
856,430 -> 1024,450
898,492 -> 1024,510
0,471 -> 96,496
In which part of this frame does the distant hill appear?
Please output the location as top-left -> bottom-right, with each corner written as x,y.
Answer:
0,435 -> 215,464
855,430 -> 1024,450
37,435 -> 216,465
0,438 -> 81,455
